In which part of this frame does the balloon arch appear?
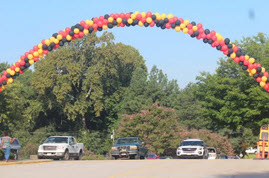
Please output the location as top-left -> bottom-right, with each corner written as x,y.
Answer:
0,11 -> 268,92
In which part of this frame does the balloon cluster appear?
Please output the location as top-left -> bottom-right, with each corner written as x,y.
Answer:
0,11 -> 269,92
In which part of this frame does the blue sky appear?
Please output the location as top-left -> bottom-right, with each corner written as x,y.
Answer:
0,0 -> 268,88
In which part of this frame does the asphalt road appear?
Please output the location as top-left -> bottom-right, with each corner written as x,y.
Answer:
1,159 -> 269,178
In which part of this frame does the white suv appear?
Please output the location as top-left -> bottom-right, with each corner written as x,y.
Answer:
176,139 -> 208,159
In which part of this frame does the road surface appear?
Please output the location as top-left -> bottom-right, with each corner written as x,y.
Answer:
1,159 -> 269,178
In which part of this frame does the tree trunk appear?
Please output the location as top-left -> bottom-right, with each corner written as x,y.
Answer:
82,116 -> 87,130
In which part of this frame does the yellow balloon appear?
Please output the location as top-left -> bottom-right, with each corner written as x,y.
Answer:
38,43 -> 43,49
108,17 -> 114,23
54,39 -> 59,44
230,53 -> 236,59
262,76 -> 267,82
86,19 -> 93,26
249,73 -> 253,77
131,14 -> 136,19
156,14 -> 161,20
183,28 -> 188,33
50,37 -> 55,42
249,58 -> 255,64
180,23 -> 186,29
83,29 -> 89,34
141,12 -> 146,18
66,35 -> 72,41
245,55 -> 250,60
10,70 -> 15,76
192,26 -> 198,31
167,14 -> 173,19
146,17 -> 152,23
45,39 -> 50,45
38,49 -> 43,54
135,11 -> 140,15
161,13 -> 166,20
117,18 -> 122,23
1,85 -> 5,89
28,54 -> 33,60
6,68 -> 11,73
138,21 -> 144,27
57,34 -> 63,40
29,60 -> 34,65
251,69 -> 257,74
33,51 -> 39,57
260,81 -> 266,87
74,28 -> 79,34
7,78 -> 13,84
39,54 -> 44,58
183,20 -> 189,26
102,25 -> 108,30
15,67 -> 20,72
262,67 -> 265,73
127,18 -> 133,24
175,26 -> 181,32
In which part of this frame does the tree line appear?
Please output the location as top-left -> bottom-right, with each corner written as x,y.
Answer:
1,32 -> 269,157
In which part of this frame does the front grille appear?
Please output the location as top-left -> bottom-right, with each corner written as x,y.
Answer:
43,146 -> 57,150
117,146 -> 130,151
182,148 -> 196,151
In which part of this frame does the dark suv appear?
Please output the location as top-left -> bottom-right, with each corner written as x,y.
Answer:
111,137 -> 148,160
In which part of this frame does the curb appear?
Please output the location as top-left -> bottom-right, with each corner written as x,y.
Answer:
0,159 -> 52,166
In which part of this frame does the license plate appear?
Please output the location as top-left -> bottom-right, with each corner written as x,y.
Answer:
122,149 -> 126,152
47,153 -> 52,156
121,153 -> 126,155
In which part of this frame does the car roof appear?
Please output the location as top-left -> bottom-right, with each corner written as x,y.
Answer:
49,136 -> 72,138
182,139 -> 203,141
117,137 -> 139,139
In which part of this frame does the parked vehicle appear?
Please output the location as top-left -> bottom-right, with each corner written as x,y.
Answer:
219,155 -> 228,159
245,147 -> 258,154
0,137 -> 21,160
38,136 -> 83,160
111,137 -> 148,160
146,153 -> 159,160
176,139 -> 208,159
207,147 -> 217,159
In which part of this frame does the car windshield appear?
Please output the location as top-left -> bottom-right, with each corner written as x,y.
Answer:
147,154 -> 156,158
208,148 -> 216,153
180,141 -> 203,146
116,138 -> 138,144
44,137 -> 68,143
11,139 -> 19,145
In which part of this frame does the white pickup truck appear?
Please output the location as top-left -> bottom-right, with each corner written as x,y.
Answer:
38,136 -> 84,160
245,147 -> 258,154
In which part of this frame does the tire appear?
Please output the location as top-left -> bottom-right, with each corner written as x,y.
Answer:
111,156 -> 118,160
63,150 -> 70,160
75,150 -> 83,160
14,152 -> 19,160
38,156 -> 43,159
134,154 -> 140,160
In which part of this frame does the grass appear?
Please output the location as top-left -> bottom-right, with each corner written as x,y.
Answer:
243,154 -> 256,159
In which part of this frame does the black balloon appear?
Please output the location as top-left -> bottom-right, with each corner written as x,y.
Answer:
256,67 -> 262,72
6,74 -> 11,78
78,26 -> 84,31
62,38 -> 67,43
191,21 -> 196,26
204,29 -> 210,34
52,33 -> 58,38
25,63 -> 30,68
203,39 -> 208,43
104,14 -> 110,19
97,27 -> 102,31
0,82 -> 2,87
208,39 -> 213,44
69,31 -> 75,36
108,23 -> 113,28
24,57 -> 29,62
47,46 -> 52,51
144,22 -> 149,27
20,66 -> 25,70
242,65 -> 248,70
227,44 -> 233,49
42,44 -> 48,50
164,18 -> 169,23
216,45 -> 222,50
253,74 -> 259,78
89,27 -> 94,33
112,20 -> 117,25
175,20 -> 181,26
236,51 -> 241,57
59,41 -> 64,46
151,14 -> 156,20
2,81 -> 7,85
224,38 -> 230,45
259,72 -> 264,77
171,23 -> 176,28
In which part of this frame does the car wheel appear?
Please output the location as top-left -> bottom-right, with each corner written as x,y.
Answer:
111,156 -> 118,160
75,150 -> 83,160
63,150 -> 70,160
14,152 -> 19,160
38,156 -> 43,159
135,154 -> 140,160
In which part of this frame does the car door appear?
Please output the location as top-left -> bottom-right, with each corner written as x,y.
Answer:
68,137 -> 75,155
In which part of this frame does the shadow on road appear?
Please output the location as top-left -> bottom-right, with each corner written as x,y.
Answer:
216,171 -> 269,178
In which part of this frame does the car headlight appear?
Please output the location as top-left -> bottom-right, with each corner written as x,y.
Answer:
130,146 -> 137,150
111,147 -> 117,151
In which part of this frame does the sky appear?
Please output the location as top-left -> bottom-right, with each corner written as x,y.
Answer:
0,0 -> 268,88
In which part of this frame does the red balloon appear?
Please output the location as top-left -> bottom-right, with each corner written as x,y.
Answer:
264,72 -> 269,77
114,13 -> 119,19
97,21 -> 103,27
125,13 -> 131,19
43,50 -> 48,55
214,41 -> 220,46
103,19 -> 108,25
146,11 -> 152,18
79,32 -> 84,38
248,63 -> 254,69
198,28 -> 204,34
265,83 -> 269,90
212,35 -> 217,41
256,77 -> 262,83
173,17 -> 178,21
243,60 -> 249,66
74,34 -> 79,39
257,63 -> 262,67
99,16 -> 104,21
187,24 -> 193,29
179,18 -> 184,23
25,52 -> 29,56
2,75 -> 7,81
93,17 -> 99,23
149,21 -> 155,27
141,17 -> 146,23
197,23 -> 203,29
201,33 -> 206,39
84,23 -> 90,29
239,56 -> 245,61
3,71 -> 7,75
224,50 -> 229,55
222,45 -> 228,51
219,40 -> 225,46
34,57 -> 39,62
169,18 -> 175,24
233,46 -> 239,53
41,39 -> 46,44
120,13 -> 125,19
80,20 -> 86,26
165,23 -> 171,29
33,45 -> 39,51
206,34 -> 212,39
136,14 -> 142,20
0,78 -> 2,83
92,24 -> 98,30
188,29 -> 194,35
10,65 -> 15,70
65,27 -> 71,33
234,57 -> 240,63
20,60 -> 25,66
29,49 -> 34,54
20,70 -> 24,74
62,31 -> 67,38
20,55 -> 25,60
196,35 -> 202,40
210,30 -> 216,35
120,23 -> 125,27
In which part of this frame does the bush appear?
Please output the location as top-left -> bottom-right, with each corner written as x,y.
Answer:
21,143 -> 39,159
81,155 -> 106,160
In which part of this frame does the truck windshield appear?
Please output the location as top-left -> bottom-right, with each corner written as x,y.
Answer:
180,141 -> 203,146
116,138 -> 138,144
44,137 -> 68,143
